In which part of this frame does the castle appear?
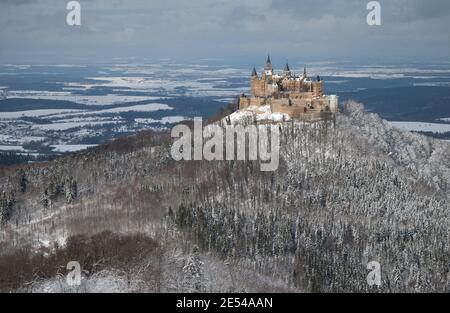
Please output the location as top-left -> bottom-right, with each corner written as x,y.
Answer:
238,56 -> 338,120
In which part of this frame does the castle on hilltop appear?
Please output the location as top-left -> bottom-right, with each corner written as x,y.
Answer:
238,56 -> 338,120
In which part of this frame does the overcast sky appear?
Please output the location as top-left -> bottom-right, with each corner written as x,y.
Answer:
0,0 -> 449,64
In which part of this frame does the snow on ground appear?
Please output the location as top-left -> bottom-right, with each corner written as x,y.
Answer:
0,145 -> 26,151
72,76 -> 246,98
50,144 -> 98,152
439,117 -> 450,122
309,65 -> 450,80
44,103 -> 173,120
413,82 -> 450,87
0,134 -> 45,144
11,104 -> 173,124
226,105 -> 291,124
135,116 -> 187,124
30,271 -> 134,293
11,103 -> 174,123
7,90 -> 164,106
388,121 -> 450,134
0,109 -> 85,119
96,103 -> 172,113
53,116 -> 121,123
33,121 -> 121,131
0,102 -> 174,151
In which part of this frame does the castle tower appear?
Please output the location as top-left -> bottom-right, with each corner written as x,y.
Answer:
283,61 -> 291,77
312,80 -> 323,97
265,55 -> 272,70
264,55 -> 273,76
250,66 -> 263,97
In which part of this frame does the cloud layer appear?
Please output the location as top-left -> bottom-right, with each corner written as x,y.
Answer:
0,0 -> 449,63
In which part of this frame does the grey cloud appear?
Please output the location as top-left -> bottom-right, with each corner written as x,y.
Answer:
0,0 -> 34,5
0,0 -> 449,63
411,0 -> 450,19
270,0 -> 364,19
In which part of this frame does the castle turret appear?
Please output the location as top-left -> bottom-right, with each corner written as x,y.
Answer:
264,55 -> 273,76
265,55 -> 272,70
312,80 -> 323,97
251,66 -> 257,77
283,61 -> 291,77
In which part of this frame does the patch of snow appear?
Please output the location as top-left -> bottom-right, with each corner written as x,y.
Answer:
388,121 -> 450,134
97,103 -> 172,114
50,144 -> 98,152
7,90 -> 163,106
30,270 -> 132,293
0,109 -> 85,119
0,145 -> 26,151
33,121 -> 120,131
135,116 -> 187,124
31,103 -> 173,121
413,82 -> 450,87
226,105 -> 291,125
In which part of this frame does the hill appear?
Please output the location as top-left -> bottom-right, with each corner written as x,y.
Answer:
0,101 -> 448,292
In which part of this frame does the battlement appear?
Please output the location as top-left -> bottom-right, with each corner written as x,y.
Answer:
239,56 -> 338,119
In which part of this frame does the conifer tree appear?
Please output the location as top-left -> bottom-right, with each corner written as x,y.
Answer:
182,246 -> 205,292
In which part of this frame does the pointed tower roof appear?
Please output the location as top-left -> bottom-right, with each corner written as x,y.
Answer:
284,61 -> 290,72
265,54 -> 272,71
251,66 -> 257,77
303,66 -> 307,77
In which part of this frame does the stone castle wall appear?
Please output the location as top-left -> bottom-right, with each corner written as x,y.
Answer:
240,95 -> 338,116
270,102 -> 306,119
239,96 -> 264,109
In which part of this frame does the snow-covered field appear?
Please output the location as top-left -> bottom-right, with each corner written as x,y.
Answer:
33,121 -> 120,131
0,145 -> 27,151
388,121 -> 450,134
135,116 -> 187,124
50,144 -> 98,152
306,65 -> 450,80
0,109 -> 85,119
0,103 -> 173,123
0,101 -> 179,153
70,76 -> 246,98
94,103 -> 172,114
7,90 -> 165,106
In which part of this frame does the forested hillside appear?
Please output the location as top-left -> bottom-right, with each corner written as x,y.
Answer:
0,101 -> 448,292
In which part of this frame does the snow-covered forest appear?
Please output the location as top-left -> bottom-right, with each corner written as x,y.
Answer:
0,101 -> 448,292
